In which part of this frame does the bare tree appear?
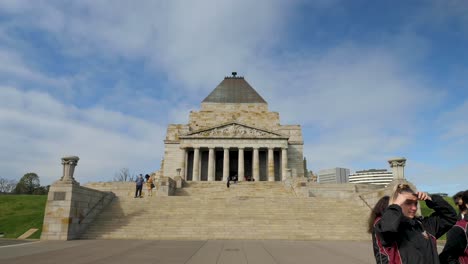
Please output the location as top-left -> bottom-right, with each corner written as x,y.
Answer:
113,168 -> 135,182
0,177 -> 18,193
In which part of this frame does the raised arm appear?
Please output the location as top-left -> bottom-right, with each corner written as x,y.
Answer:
423,195 -> 457,238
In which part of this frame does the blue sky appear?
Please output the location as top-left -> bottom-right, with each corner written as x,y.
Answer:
0,1 -> 467,195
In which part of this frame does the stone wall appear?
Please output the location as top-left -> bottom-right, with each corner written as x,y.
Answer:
278,125 -> 303,143
85,182 -> 135,197
155,176 -> 177,196
189,103 -> 280,131
162,143 -> 183,178
41,182 -> 114,240
165,124 -> 190,141
86,179 -> 177,197
288,144 -> 304,177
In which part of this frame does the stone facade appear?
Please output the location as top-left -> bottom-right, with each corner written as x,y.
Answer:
161,74 -> 304,181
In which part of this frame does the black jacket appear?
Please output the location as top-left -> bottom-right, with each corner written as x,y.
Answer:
375,195 -> 457,264
439,217 -> 468,264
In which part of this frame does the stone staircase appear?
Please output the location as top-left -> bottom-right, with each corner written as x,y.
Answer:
81,182 -> 371,240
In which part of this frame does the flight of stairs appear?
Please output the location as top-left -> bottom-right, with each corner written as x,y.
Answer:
81,182 -> 371,240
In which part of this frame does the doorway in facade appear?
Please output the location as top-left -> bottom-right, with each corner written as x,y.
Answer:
229,150 -> 238,179
244,150 -> 253,181
215,149 -> 223,181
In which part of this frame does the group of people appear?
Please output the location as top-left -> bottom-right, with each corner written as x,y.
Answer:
369,184 -> 468,263
134,174 -> 154,198
226,174 -> 255,188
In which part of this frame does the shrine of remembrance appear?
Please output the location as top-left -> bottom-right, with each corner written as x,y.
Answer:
161,73 -> 305,182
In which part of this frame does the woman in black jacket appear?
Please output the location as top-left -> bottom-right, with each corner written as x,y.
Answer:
374,183 -> 457,264
368,196 -> 391,263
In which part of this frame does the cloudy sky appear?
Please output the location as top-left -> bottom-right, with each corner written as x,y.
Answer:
0,1 -> 467,195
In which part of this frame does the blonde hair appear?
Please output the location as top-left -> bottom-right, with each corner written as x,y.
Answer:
389,183 -> 416,205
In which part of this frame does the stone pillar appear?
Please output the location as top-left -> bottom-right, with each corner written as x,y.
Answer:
179,148 -> 186,179
59,156 -> 80,184
268,148 -> 275,181
42,156 -> 114,241
223,148 -> 229,181
238,147 -> 244,181
388,157 -> 406,180
281,148 -> 288,181
192,147 -> 200,181
253,147 -> 260,181
208,147 -> 215,181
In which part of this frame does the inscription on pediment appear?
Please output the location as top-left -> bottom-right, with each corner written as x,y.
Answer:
187,124 -> 283,138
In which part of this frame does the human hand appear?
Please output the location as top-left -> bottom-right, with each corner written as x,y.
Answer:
416,192 -> 432,201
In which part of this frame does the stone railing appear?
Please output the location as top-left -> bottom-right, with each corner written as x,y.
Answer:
41,156 -> 114,240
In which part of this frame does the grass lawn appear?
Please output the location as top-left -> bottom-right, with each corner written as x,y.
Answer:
0,195 -> 47,239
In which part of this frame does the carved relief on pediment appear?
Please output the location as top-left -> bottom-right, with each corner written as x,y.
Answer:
185,124 -> 284,138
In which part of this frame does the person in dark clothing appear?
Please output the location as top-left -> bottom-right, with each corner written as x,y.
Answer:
134,174 -> 145,198
439,190 -> 468,264
374,183 -> 457,264
368,196 -> 391,263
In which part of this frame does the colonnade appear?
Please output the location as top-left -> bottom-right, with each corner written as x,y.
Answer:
179,147 -> 288,182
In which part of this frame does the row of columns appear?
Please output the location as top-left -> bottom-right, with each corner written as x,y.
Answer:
181,147 -> 288,182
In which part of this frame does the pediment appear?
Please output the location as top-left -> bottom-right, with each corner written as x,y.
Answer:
181,123 -> 287,139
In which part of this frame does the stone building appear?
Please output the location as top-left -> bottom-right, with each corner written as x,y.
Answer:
161,73 -> 304,182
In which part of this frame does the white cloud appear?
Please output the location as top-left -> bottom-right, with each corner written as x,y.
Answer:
0,1 -> 465,196
0,49 -> 71,91
0,86 -> 166,185
407,161 -> 468,195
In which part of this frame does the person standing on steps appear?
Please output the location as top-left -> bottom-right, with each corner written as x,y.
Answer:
146,174 -> 154,197
374,183 -> 457,264
439,190 -> 468,264
135,174 -> 144,198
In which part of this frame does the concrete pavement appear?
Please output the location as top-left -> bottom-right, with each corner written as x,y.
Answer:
0,239 -> 375,264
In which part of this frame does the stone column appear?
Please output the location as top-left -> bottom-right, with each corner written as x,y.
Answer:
179,148 -> 186,179
281,148 -> 288,181
59,156 -> 80,184
238,147 -> 244,181
223,147 -> 229,181
208,147 -> 215,181
388,157 -> 406,180
192,147 -> 200,181
253,147 -> 260,181
268,148 -> 275,181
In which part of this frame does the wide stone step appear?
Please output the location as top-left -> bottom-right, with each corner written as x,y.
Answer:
81,182 -> 372,240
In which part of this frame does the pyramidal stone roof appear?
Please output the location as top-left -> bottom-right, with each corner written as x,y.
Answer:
202,74 -> 267,104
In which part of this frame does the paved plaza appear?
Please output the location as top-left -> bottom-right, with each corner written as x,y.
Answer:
0,239 -> 375,264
